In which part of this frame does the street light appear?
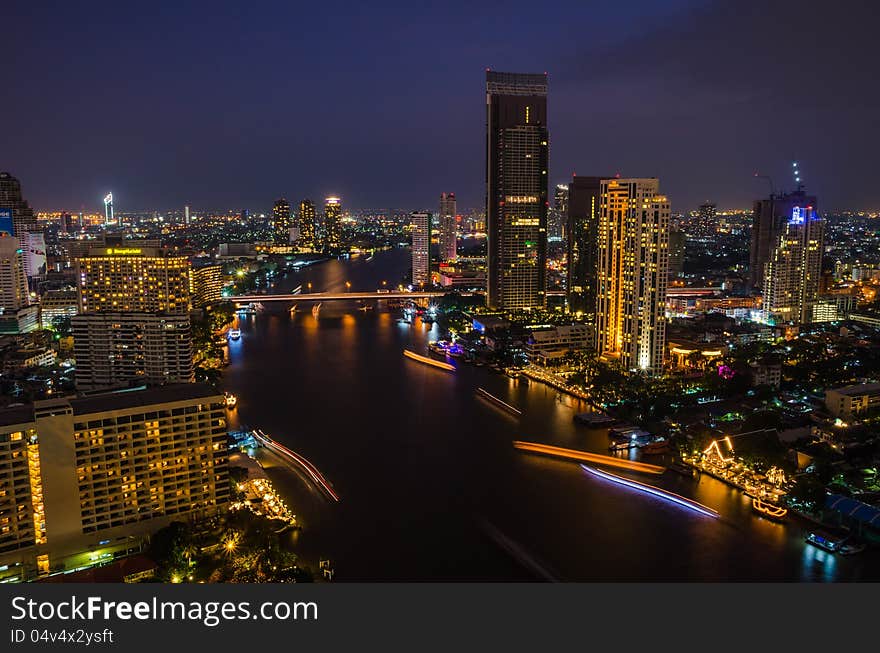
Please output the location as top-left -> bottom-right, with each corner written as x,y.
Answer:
346,281 -> 351,291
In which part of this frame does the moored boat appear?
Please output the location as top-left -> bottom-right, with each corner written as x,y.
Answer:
751,497 -> 787,521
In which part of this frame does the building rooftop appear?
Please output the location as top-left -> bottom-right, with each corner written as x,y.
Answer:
0,404 -> 36,428
67,383 -> 223,415
827,382 -> 880,397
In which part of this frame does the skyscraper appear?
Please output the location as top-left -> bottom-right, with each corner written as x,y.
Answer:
411,211 -> 431,287
595,178 -> 670,375
750,188 -> 817,288
324,196 -> 342,253
0,172 -> 40,285
668,228 -> 686,278
552,183 -> 569,240
298,199 -> 317,251
103,193 -> 114,225
439,192 -> 457,262
0,235 -> 38,333
763,204 -> 824,325
566,175 -> 605,317
272,197 -> 292,245
485,71 -> 549,309
184,204 -> 191,226
697,202 -> 717,231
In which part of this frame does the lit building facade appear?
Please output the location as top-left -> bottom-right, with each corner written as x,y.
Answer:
0,236 -> 38,333
411,211 -> 431,287
439,192 -> 457,262
762,204 -> 824,325
0,384 -> 229,581
323,197 -> 342,253
0,171 -> 40,283
595,178 -> 670,374
72,312 -> 194,390
272,197 -> 292,245
76,246 -> 191,315
750,189 -> 816,288
298,199 -> 317,251
190,263 -> 223,309
485,71 -> 549,309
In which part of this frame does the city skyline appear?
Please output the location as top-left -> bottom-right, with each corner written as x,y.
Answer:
5,1 -> 879,212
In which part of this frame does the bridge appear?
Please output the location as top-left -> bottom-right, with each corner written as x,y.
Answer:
229,291 -> 452,303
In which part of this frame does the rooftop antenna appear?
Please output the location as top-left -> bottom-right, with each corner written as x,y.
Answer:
753,171 -> 774,197
792,161 -> 804,191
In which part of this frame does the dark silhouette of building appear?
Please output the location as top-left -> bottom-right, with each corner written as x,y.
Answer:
566,175 -> 606,316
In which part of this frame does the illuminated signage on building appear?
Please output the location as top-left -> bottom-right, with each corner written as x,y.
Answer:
105,248 -> 143,256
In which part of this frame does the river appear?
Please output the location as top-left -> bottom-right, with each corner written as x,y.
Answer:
222,247 -> 878,581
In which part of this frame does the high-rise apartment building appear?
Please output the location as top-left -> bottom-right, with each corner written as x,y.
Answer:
411,211 -> 431,286
439,192 -> 457,262
750,188 -> 817,288
0,172 -> 41,284
76,245 -> 191,314
485,71 -> 549,309
272,197 -> 292,245
0,384 -> 229,581
595,178 -> 670,375
0,236 -> 39,333
324,197 -> 342,253
566,175 -> 605,316
697,202 -> 717,231
298,199 -> 317,251
72,313 -> 194,390
668,228 -> 686,278
763,204 -> 824,325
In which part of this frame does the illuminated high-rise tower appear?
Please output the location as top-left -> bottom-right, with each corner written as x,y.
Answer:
272,197 -> 292,245
439,192 -> 457,262
324,196 -> 342,253
750,188 -> 816,288
104,193 -> 114,225
298,199 -> 317,251
411,211 -> 431,286
763,203 -> 824,325
0,172 -> 40,282
485,71 -> 549,309
595,178 -> 670,375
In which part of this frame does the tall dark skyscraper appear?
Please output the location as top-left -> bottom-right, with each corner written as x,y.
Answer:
272,197 -> 292,245
439,192 -> 457,262
566,175 -> 605,317
485,71 -> 549,309
298,199 -> 317,251
750,188 -> 817,288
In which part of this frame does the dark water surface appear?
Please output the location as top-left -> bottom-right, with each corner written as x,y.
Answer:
223,248 -> 878,581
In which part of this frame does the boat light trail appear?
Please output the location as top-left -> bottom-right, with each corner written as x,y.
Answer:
253,430 -> 340,502
581,465 -> 719,518
403,349 -> 456,371
476,388 -> 522,415
513,441 -> 665,475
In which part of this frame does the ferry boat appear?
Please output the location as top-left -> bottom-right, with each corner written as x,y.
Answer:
227,328 -> 241,341
751,497 -> 787,521
224,392 -> 238,409
805,530 -> 843,553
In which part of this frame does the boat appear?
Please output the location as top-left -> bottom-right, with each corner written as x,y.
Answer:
574,413 -> 618,427
805,530 -> 843,553
224,392 -> 238,409
640,439 -> 671,455
227,328 -> 241,340
609,440 -> 637,451
751,497 -> 787,521
402,349 -> 455,372
668,462 -> 696,478
839,541 -> 866,556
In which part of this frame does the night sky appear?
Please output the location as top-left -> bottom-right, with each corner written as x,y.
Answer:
4,0 -> 877,213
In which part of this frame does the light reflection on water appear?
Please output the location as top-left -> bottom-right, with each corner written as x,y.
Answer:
222,248 -> 877,581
